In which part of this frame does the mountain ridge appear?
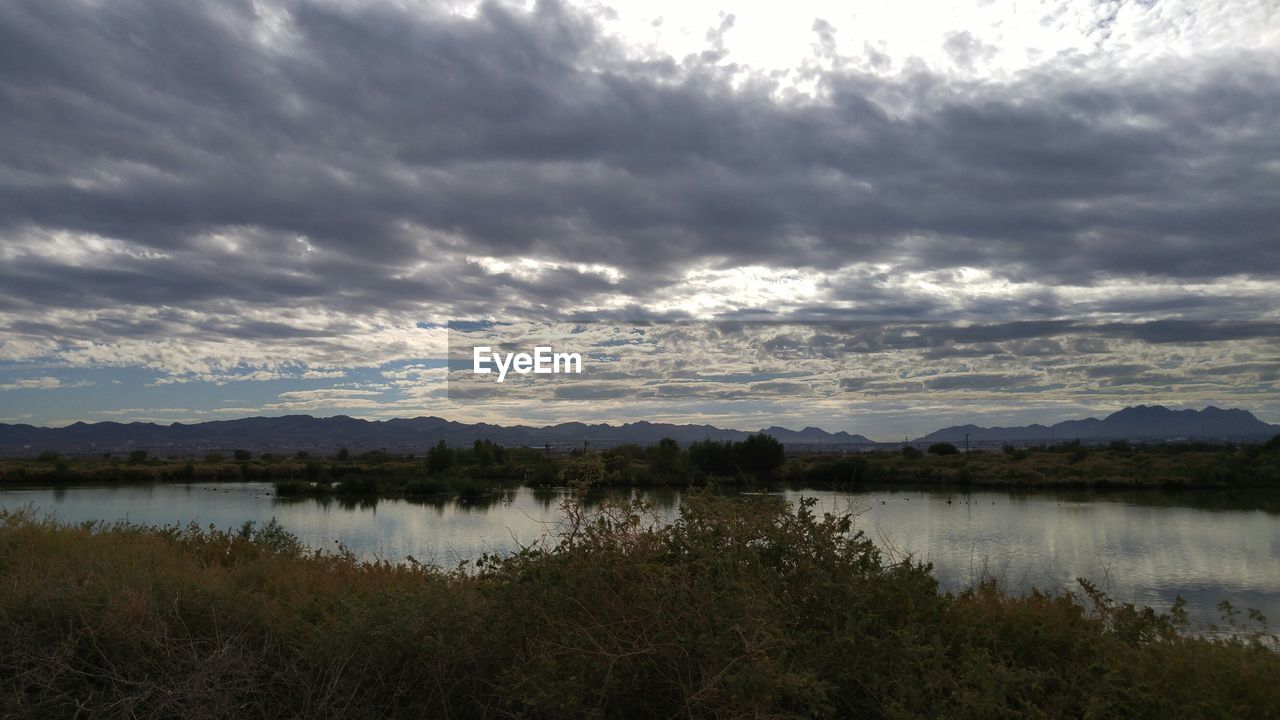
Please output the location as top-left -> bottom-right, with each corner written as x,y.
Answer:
0,414 -> 874,455
916,405 -> 1280,443
1,406 -> 1276,455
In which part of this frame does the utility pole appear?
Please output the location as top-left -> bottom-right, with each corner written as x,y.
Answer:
964,432 -> 970,453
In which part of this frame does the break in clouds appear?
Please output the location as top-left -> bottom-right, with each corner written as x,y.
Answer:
0,0 -> 1278,432
440,320 -> 1280,436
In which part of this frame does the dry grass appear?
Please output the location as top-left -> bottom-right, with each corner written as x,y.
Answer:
1,492 -> 1277,719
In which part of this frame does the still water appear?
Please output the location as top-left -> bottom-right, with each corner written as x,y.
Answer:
3,482 -> 1278,630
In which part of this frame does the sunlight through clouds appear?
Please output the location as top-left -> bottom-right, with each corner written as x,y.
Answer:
0,0 -> 1277,430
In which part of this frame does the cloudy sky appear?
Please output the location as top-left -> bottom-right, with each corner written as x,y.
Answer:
1,0 -> 1278,438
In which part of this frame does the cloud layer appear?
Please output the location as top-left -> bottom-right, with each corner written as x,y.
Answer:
0,0 -> 1277,427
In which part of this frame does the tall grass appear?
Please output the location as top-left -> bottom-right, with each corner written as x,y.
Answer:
0,492 -> 1276,719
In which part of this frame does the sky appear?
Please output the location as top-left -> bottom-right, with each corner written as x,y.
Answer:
1,0 -> 1278,439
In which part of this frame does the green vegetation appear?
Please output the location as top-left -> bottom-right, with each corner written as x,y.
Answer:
0,493 -> 1275,719
795,439 -> 1280,489
928,441 -> 959,456
3,434 -> 1280,499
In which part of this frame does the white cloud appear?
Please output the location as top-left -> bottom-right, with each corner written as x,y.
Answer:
0,376 -> 92,391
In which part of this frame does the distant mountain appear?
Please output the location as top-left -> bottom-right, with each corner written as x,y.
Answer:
759,426 -> 871,445
4,405 -> 1275,456
916,405 -> 1280,444
0,415 -> 875,456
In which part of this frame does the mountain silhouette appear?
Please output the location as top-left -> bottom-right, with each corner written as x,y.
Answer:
916,405 -> 1280,443
0,415 -> 873,455
2,405 -> 1275,456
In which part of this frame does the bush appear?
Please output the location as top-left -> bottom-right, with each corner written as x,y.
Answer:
304,460 -> 324,481
902,446 -> 924,459
736,433 -> 786,477
427,440 -> 454,474
403,478 -> 448,495
1002,444 -> 1029,460
687,434 -> 785,479
233,449 -> 252,461
647,437 -> 682,476
803,457 -> 873,485
334,476 -> 378,494
273,480 -> 316,497
928,442 -> 959,456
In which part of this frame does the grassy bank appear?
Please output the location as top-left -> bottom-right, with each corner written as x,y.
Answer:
1,493 -> 1277,719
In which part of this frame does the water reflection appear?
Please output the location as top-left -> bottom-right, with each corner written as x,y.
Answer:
2,482 -> 1277,629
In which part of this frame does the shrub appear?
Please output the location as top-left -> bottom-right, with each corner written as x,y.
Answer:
334,476 -> 378,494
273,480 -> 315,497
403,478 -> 448,495
928,442 -> 959,456
687,434 -> 785,479
803,457 -> 872,485
304,460 -> 324,481
427,440 -> 454,473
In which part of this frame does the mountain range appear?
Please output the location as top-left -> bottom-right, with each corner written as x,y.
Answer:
0,415 -> 873,455
917,405 -> 1280,444
0,406 -> 1275,456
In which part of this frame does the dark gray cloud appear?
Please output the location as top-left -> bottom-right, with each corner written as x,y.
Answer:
923,373 -> 1044,391
1083,363 -> 1154,379
0,0 -> 1274,392
2,4 -> 1280,272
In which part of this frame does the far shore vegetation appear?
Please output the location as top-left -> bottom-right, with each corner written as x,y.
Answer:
3,434 -> 1280,502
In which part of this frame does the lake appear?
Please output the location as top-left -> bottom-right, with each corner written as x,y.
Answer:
3,482 -> 1278,632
